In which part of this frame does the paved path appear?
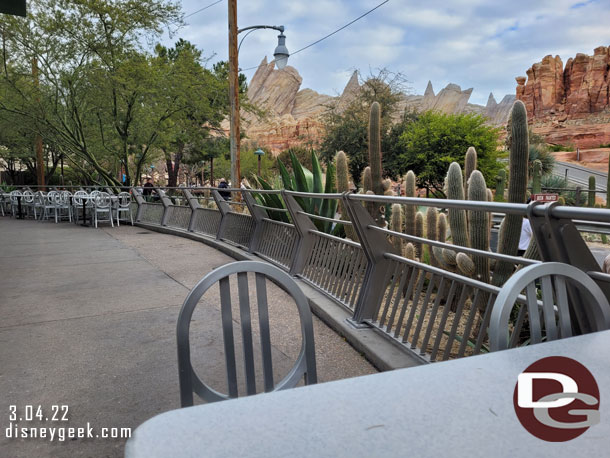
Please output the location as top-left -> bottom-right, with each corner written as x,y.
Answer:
0,219 -> 375,457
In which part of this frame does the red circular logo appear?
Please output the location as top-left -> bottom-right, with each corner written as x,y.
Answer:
513,356 -> 600,441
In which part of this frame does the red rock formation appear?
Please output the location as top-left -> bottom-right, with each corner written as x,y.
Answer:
516,46 -> 610,148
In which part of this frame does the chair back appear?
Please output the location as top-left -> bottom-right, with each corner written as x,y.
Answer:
9,190 -> 22,203
177,261 -> 317,406
73,191 -> 88,205
34,191 -> 46,203
89,190 -> 101,199
117,192 -> 131,208
489,262 -> 610,351
95,192 -> 112,208
59,190 -> 72,204
45,191 -> 58,204
22,190 -> 34,203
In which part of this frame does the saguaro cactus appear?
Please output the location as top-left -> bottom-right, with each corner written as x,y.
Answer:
426,207 -> 438,266
468,171 -> 490,289
588,175 -> 596,207
414,211 -> 424,258
390,203 -> 403,253
493,100 -> 529,286
464,146 -> 477,198
532,160 -> 542,195
336,151 -> 357,240
368,101 -> 383,196
446,162 -> 469,248
403,171 -> 417,236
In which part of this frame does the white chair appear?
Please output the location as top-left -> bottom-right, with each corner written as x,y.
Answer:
72,191 -> 89,224
9,190 -> 23,218
22,190 -> 35,218
55,191 -> 73,222
93,192 -> 114,228
41,191 -> 59,223
114,192 -> 133,226
33,191 -> 46,220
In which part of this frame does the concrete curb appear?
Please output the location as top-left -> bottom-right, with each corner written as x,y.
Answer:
135,222 -> 423,371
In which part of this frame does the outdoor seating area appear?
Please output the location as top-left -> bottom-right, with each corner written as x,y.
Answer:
0,187 -> 134,227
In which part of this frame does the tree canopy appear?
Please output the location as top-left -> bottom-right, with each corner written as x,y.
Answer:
0,0 -> 245,187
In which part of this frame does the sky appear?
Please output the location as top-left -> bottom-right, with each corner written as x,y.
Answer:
163,0 -> 610,106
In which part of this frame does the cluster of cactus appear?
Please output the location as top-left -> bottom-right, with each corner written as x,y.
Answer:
588,175 -> 596,207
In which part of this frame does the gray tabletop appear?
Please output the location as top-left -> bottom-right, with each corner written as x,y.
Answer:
126,331 -> 610,457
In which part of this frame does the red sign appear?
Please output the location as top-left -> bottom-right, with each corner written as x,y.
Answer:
532,193 -> 559,202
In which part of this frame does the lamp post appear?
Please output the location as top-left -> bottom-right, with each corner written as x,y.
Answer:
254,148 -> 265,176
228,0 -> 288,189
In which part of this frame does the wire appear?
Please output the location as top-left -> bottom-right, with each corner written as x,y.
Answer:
184,0 -> 224,19
240,0 -> 390,71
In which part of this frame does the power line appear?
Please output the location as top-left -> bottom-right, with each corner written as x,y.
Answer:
241,0 -> 390,71
184,0 -> 223,19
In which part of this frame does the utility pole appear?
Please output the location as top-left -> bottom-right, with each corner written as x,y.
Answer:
32,57 -> 45,190
228,0 -> 240,189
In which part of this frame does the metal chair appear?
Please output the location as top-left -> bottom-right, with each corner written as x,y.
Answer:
114,192 -> 133,226
93,192 -> 114,228
22,190 -> 35,218
72,191 -> 89,224
55,191 -> 73,222
9,190 -> 22,217
177,261 -> 317,406
489,262 -> 610,351
41,191 -> 60,223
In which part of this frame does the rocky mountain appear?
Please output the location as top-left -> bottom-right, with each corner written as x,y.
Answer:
515,46 -> 610,148
242,58 -> 513,154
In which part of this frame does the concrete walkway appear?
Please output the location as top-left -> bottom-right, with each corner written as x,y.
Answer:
0,218 -> 375,457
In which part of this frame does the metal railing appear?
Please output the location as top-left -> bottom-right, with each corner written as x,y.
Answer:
5,184 -> 610,363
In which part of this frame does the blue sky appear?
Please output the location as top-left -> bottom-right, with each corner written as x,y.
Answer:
164,0 -> 610,106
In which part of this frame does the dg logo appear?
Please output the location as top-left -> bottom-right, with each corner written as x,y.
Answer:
514,356 -> 600,441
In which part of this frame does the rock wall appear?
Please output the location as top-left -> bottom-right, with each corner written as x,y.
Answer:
515,46 -> 610,148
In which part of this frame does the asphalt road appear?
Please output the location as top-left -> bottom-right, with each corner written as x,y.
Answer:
553,160 -> 607,192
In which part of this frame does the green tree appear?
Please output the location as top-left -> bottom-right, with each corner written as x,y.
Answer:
397,111 -> 501,194
320,69 -> 408,184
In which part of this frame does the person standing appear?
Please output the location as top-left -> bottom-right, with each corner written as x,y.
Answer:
143,178 -> 154,202
218,178 -> 231,200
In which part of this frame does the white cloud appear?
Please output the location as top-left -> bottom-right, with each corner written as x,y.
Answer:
166,0 -> 610,106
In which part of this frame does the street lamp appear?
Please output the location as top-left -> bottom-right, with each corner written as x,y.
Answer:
228,0 -> 288,189
254,148 -> 265,176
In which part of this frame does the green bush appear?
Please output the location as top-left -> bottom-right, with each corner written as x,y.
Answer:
397,111 -> 501,193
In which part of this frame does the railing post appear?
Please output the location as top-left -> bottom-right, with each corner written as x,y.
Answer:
131,187 -> 145,222
182,189 -> 201,232
528,201 -> 607,334
242,190 -> 267,253
212,190 -> 231,240
155,188 -> 173,226
343,194 -> 395,324
283,191 -> 317,276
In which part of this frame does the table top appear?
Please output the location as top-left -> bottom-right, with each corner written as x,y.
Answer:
125,330 -> 610,458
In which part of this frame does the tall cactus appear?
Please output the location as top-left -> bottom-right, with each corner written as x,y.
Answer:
368,101 -> 383,196
494,169 -> 506,202
588,175 -> 596,207
414,211 -> 424,258
426,207 -> 438,266
532,159 -> 542,195
390,203 -> 403,253
493,100 -> 529,287
362,166 -> 372,192
403,171 -> 417,236
468,171 -> 490,295
446,162 -> 469,248
464,146 -> 477,198
335,151 -> 357,240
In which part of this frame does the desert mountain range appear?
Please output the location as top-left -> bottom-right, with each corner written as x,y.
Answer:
241,46 -> 610,153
